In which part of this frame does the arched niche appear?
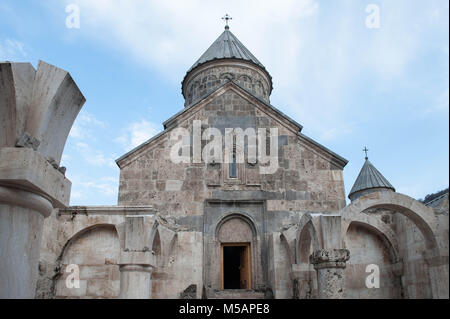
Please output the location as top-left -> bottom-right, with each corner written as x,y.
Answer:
340,191 -> 447,299
344,222 -> 402,299
152,229 -> 162,267
55,224 -> 120,298
293,214 -> 320,299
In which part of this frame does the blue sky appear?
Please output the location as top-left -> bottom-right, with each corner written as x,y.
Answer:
1,0 -> 448,205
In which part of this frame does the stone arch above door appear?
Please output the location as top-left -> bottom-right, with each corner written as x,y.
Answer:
217,215 -> 255,243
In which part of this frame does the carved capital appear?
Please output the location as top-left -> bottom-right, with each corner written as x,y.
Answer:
310,249 -> 350,269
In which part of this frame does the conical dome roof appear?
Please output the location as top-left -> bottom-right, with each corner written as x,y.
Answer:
187,26 -> 267,73
181,26 -> 273,102
348,158 -> 395,201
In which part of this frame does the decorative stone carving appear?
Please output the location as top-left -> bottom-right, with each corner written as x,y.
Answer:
310,249 -> 350,269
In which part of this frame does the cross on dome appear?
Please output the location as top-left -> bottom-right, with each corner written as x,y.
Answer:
222,14 -> 232,29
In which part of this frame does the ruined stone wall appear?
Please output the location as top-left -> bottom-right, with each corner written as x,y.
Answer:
37,208 -> 205,299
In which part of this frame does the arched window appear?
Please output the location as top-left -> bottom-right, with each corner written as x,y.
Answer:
229,141 -> 237,178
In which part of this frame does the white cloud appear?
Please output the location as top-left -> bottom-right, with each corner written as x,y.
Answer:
69,110 -> 106,139
0,38 -> 27,61
63,0 -> 318,82
67,173 -> 119,203
75,141 -> 116,168
320,123 -> 355,141
48,0 -> 447,162
116,119 -> 160,151
79,177 -> 118,197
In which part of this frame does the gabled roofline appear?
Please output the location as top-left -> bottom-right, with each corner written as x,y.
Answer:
117,80 -> 303,167
297,133 -> 349,169
115,129 -> 166,167
166,79 -> 303,131
166,80 -> 231,128
116,81 -> 348,170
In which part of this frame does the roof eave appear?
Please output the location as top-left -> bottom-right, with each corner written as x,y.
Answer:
297,132 -> 349,169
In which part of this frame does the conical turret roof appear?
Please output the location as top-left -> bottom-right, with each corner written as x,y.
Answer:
349,158 -> 395,200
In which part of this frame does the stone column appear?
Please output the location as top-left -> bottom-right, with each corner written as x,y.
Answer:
0,61 -> 85,298
118,251 -> 154,299
116,216 -> 156,299
310,249 -> 350,299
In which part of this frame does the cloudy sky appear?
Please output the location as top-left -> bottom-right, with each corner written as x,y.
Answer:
1,0 -> 448,205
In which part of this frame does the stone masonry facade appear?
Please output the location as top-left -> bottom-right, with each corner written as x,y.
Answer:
1,26 -> 447,300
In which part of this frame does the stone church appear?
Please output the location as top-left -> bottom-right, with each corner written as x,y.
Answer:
0,25 -> 448,299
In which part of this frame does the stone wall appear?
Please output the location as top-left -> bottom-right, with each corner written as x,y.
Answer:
394,213 -> 431,298
55,225 -> 120,298
36,207 -> 204,299
114,84 -> 347,298
117,86 -> 347,218
344,222 -> 401,298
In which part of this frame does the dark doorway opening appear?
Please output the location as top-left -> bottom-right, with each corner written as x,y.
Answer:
222,243 -> 251,290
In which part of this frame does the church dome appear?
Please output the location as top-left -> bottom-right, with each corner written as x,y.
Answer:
181,25 -> 273,106
348,157 -> 395,201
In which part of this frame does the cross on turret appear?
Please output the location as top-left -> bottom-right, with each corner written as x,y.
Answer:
222,14 -> 232,29
363,147 -> 369,160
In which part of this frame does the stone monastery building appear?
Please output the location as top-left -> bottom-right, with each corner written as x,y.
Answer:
0,25 -> 448,299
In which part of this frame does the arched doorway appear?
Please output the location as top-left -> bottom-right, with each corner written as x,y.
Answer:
217,214 -> 257,290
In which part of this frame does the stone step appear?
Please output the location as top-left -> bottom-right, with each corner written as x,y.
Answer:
208,289 -> 266,299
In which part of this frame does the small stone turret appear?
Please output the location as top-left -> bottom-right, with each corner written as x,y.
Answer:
348,157 -> 395,202
181,26 -> 272,106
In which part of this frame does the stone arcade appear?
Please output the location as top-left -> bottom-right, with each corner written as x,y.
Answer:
0,25 -> 448,299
